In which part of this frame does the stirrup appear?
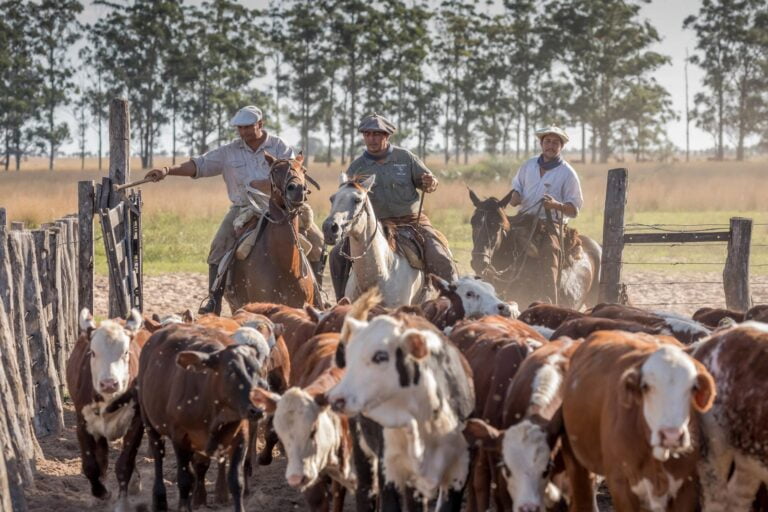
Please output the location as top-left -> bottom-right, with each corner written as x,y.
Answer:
198,297 -> 218,315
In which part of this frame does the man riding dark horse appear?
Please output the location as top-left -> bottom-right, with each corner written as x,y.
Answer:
144,105 -> 324,314
329,113 -> 458,301
471,126 -> 586,306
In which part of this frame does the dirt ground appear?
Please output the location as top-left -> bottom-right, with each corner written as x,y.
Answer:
24,270 -> 768,511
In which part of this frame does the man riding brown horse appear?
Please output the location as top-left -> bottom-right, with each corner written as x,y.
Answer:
328,113 -> 458,301
471,126 -> 585,305
144,106 -> 323,314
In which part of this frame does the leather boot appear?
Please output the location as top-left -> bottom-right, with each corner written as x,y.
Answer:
198,264 -> 224,315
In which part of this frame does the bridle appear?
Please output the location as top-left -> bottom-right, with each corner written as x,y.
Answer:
268,158 -> 315,216
471,207 -> 513,276
337,183 -> 379,261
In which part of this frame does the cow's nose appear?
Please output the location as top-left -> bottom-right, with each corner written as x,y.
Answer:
287,474 -> 308,488
659,427 -> 684,447
497,303 -> 512,317
331,397 -> 346,413
518,505 -> 541,512
99,379 -> 118,394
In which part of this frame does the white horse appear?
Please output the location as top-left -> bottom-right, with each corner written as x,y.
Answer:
322,174 -> 426,306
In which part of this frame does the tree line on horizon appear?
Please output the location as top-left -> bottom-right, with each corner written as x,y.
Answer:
1,0 -> 767,172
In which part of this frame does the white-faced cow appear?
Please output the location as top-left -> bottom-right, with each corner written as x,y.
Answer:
423,275 -> 517,330
562,331 -> 715,512
694,321 -> 768,511
327,290 -> 475,510
65,308 -> 144,508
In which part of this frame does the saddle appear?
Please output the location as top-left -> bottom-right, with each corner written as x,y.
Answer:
233,203 -> 317,261
508,214 -> 583,267
381,221 -> 426,271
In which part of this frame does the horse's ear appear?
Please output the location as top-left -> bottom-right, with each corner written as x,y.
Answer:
468,188 -> 481,207
339,171 -> 349,185
295,151 -> 304,165
360,174 -> 376,191
264,151 -> 276,166
498,190 -> 514,209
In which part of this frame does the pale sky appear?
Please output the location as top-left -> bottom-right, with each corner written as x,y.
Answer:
61,0 -> 720,156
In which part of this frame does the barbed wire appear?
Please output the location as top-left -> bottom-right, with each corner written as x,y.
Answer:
625,281 -> 723,286
623,261 -> 725,265
632,301 -> 717,306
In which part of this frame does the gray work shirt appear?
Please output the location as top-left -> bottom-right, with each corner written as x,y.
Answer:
346,145 -> 431,219
192,132 -> 294,206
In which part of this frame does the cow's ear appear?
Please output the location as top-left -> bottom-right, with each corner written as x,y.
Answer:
338,296 -> 351,306
305,305 -> 322,323
498,190 -> 514,209
143,317 -> 163,333
463,418 -> 503,452
182,309 -> 195,323
341,316 -> 367,344
619,366 -> 643,407
693,366 -> 716,412
430,274 -> 451,295
272,322 -> 285,338
79,308 -> 96,336
404,330 -> 429,360
250,387 -> 280,414
468,188 -> 481,207
264,151 -> 276,166
125,308 -> 143,335
177,351 -> 214,372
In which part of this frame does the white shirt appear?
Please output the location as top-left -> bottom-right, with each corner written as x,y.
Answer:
510,156 -> 583,222
192,132 -> 294,206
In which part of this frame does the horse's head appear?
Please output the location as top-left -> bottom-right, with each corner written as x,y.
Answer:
265,152 -> 319,210
322,173 -> 375,246
469,188 -> 513,275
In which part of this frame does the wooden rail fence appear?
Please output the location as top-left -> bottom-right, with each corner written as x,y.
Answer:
0,209 -> 80,510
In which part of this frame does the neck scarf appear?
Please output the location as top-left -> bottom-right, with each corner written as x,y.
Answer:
537,154 -> 562,171
363,144 -> 393,161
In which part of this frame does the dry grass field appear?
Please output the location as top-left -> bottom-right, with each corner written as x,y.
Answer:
1,153 -> 767,310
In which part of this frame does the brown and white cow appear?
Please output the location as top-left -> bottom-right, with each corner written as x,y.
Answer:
745,304 -> 768,323
65,308 -> 144,507
464,337 -> 581,512
562,331 -> 715,512
423,275 -> 517,331
550,316 -> 667,340
692,307 -> 744,329
252,333 -> 357,511
136,323 -> 270,512
693,321 -> 768,511
327,290 -> 475,509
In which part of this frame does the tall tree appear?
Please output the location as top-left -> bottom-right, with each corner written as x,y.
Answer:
0,0 -> 41,171
30,0 -> 82,170
549,0 -> 670,163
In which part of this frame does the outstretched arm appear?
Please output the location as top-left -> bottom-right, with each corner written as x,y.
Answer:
144,160 -> 197,181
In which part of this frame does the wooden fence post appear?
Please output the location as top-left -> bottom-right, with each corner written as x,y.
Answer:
599,168 -> 629,304
723,217 -> 752,312
0,208 -> 12,318
10,221 -> 24,231
108,99 -> 130,318
77,181 -> 96,315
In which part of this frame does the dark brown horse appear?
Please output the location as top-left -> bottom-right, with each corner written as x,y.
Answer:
227,153 -> 318,309
468,189 -> 602,309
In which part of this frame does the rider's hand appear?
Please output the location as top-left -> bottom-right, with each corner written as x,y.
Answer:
144,167 -> 168,182
420,173 -> 438,193
542,194 -> 562,211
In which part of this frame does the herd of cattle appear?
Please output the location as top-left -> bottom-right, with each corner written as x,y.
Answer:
64,275 -> 768,512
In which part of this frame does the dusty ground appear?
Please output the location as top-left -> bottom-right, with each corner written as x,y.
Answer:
26,271 -> 768,511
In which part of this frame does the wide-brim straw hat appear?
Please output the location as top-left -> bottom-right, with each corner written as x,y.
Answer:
535,126 -> 569,144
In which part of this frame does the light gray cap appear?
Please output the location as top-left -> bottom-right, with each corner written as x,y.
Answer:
230,106 -> 263,127
358,113 -> 397,135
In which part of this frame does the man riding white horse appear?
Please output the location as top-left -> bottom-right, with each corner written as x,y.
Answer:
144,106 -> 323,314
327,113 -> 458,301
504,126 -> 584,304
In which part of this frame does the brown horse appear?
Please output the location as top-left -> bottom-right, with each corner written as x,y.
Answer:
227,153 -> 318,309
468,189 -> 602,310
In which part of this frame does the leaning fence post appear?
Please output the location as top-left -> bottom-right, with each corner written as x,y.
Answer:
599,168 -> 629,304
78,181 -> 95,316
723,217 -> 752,312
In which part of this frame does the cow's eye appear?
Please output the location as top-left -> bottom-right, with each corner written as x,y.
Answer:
465,291 -> 475,298
641,382 -> 650,393
372,351 -> 389,364
309,425 -> 317,439
90,351 -> 95,359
